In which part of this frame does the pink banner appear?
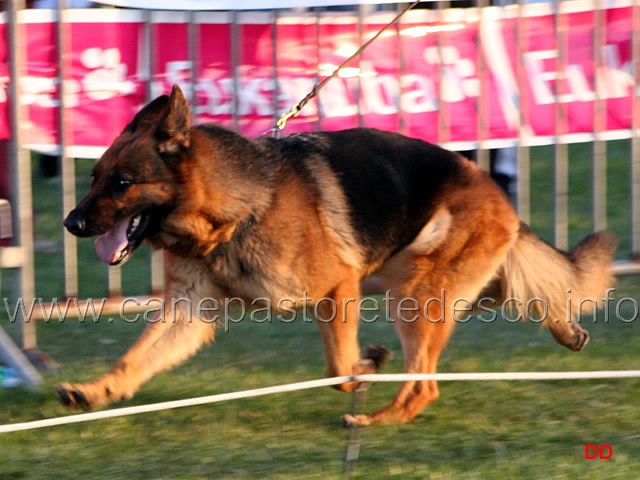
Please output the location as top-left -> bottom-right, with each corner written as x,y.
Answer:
152,18 -> 190,96
23,20 -> 58,149
317,15 -> 360,132
360,15 -> 401,133
66,19 -> 146,147
276,16 -> 319,134
1,2 -> 637,154
196,20 -> 232,128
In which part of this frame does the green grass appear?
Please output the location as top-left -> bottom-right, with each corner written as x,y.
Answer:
528,140 -> 634,256
0,142 -> 639,479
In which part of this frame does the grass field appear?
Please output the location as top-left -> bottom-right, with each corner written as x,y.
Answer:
0,141 -> 639,479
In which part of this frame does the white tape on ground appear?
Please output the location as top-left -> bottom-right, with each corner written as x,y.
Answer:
1,370 -> 639,434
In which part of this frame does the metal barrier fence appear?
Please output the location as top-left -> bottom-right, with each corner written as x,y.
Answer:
1,0 -> 639,381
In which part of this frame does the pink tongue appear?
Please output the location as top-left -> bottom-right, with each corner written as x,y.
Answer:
94,217 -> 131,264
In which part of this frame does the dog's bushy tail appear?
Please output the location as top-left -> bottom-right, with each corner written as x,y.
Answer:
497,223 -> 617,351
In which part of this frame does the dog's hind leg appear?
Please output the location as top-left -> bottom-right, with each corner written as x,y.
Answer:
346,256 -> 511,426
57,255 -> 217,409
345,195 -> 520,426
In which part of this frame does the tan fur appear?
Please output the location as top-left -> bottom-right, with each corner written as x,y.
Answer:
405,208 -> 452,255
497,227 -> 617,350
304,159 -> 365,269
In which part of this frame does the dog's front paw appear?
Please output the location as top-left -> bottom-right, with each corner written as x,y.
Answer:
343,414 -> 372,428
56,383 -> 94,410
56,382 -> 120,410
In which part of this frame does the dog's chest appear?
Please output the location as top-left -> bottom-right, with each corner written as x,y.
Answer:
205,248 -> 301,302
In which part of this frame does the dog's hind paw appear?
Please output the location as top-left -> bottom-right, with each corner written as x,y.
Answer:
571,327 -> 590,352
549,323 -> 590,352
343,414 -> 372,428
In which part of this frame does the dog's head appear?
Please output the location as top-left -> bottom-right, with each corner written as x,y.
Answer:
64,84 -> 191,266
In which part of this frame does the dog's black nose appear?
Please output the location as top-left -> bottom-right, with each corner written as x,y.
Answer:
64,210 -> 86,236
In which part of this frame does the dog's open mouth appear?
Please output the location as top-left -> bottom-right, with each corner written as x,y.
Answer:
94,213 -> 150,266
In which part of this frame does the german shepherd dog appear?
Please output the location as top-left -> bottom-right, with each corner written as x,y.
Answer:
59,85 -> 616,426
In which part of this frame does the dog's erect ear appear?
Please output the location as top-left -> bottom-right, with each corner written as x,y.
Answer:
124,94 -> 171,134
157,84 -> 191,154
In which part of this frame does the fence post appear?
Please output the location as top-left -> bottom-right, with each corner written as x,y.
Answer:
4,0 -> 42,386
553,0 -> 569,251
632,0 -> 640,260
7,0 -> 35,349
57,1 -> 79,300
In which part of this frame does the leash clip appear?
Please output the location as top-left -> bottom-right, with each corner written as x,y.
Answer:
275,104 -> 302,132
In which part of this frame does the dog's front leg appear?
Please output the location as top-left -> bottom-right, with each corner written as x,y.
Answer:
57,254 -> 218,409
56,316 -> 215,409
315,276 -> 392,395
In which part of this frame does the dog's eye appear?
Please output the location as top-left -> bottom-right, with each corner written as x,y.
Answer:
111,176 -> 133,192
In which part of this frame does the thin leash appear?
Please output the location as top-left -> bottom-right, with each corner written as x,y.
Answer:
267,0 -> 422,138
